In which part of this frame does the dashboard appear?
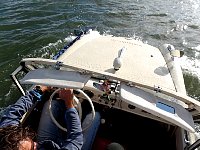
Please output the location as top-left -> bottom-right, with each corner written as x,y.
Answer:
74,78 -> 172,125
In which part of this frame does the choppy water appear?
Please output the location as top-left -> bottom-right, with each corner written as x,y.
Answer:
0,0 -> 200,108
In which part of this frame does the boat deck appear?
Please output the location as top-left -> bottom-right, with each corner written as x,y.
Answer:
58,34 -> 176,91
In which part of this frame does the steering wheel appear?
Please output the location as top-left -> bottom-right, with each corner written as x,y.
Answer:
48,88 -> 95,132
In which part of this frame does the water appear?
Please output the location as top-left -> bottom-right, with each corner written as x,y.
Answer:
0,0 -> 200,108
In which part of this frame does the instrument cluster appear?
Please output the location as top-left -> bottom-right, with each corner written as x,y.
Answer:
74,78 -> 121,107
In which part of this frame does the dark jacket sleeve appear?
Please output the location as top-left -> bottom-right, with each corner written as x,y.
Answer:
0,90 -> 41,127
61,108 -> 83,150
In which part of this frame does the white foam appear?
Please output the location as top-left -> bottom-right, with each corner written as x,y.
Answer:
180,55 -> 200,79
42,39 -> 63,50
193,45 -> 200,51
64,36 -> 77,43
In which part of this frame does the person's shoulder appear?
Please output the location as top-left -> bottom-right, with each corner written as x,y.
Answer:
37,140 -> 60,150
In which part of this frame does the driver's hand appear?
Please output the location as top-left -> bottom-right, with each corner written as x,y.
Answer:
35,85 -> 55,93
40,85 -> 52,92
59,89 -> 74,109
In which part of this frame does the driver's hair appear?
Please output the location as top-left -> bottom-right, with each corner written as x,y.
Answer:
0,125 -> 36,150
0,89 -> 57,150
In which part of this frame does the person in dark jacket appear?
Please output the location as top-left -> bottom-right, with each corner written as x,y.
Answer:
0,86 -> 100,150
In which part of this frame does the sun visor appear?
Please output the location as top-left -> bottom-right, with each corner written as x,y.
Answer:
120,83 -> 195,132
20,68 -> 91,89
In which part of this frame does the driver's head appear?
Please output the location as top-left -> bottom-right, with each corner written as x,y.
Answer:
0,125 -> 36,150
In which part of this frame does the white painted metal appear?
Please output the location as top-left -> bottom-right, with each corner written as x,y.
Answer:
20,68 -> 90,89
120,83 -> 195,132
